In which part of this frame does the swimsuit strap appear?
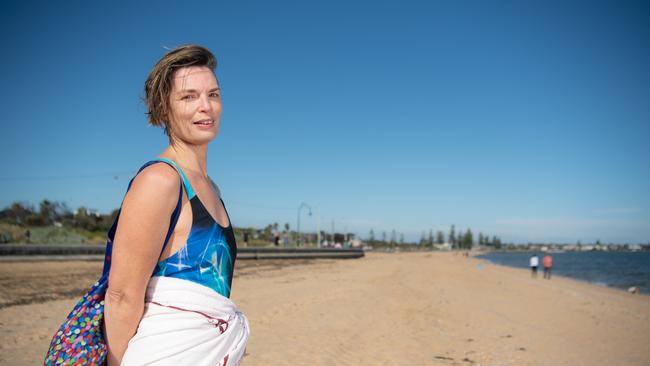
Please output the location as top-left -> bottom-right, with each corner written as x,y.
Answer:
153,157 -> 197,200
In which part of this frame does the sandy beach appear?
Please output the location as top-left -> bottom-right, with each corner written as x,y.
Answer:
1,252 -> 649,365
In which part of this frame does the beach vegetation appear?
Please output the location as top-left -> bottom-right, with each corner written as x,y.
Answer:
436,231 -> 445,245
1,201 -> 646,251
0,200 -> 117,244
449,225 -> 456,248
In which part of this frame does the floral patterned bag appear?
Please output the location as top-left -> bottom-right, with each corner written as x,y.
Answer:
44,160 -> 184,365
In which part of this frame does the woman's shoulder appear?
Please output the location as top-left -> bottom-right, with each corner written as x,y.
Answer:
129,161 -> 181,197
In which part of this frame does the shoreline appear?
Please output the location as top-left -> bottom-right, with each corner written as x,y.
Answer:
475,250 -> 650,295
474,255 -> 650,299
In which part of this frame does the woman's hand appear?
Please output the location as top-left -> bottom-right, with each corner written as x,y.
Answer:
104,163 -> 181,366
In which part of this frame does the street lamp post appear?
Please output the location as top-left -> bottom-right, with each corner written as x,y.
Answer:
297,202 -> 312,247
315,206 -> 320,248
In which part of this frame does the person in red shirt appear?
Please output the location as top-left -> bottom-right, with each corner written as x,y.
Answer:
543,254 -> 553,279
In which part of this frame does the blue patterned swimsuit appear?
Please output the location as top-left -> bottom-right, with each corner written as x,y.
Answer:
151,158 -> 237,299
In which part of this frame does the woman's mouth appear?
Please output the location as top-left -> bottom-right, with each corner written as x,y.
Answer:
193,119 -> 214,126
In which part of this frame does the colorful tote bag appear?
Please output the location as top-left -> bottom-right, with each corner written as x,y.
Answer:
44,160 -> 184,365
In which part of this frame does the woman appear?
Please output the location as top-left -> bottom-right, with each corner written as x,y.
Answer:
104,45 -> 249,366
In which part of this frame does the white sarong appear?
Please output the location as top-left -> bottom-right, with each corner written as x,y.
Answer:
121,276 -> 249,366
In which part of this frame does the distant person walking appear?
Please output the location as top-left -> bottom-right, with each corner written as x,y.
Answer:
530,254 -> 539,278
543,254 -> 553,279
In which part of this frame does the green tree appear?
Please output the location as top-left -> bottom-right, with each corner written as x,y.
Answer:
39,200 -> 56,225
449,225 -> 456,249
263,224 -> 273,240
492,235 -> 501,249
1,202 -> 34,225
464,228 -> 473,249
98,209 -> 119,232
436,231 -> 445,245
73,207 -> 100,231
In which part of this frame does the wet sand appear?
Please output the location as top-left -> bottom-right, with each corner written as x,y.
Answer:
1,252 -> 649,365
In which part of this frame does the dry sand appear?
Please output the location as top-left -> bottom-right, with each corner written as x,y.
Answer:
1,252 -> 649,365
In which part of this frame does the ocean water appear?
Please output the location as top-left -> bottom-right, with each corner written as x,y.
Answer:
476,251 -> 650,294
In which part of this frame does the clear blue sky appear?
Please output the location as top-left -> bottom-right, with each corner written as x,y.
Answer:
1,0 -> 648,244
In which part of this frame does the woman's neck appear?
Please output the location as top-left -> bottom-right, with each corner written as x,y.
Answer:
161,142 -> 208,177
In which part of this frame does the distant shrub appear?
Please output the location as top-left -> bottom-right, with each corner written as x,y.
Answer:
0,223 -> 28,243
27,226 -> 87,244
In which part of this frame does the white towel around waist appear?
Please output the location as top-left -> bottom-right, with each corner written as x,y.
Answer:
121,276 -> 249,366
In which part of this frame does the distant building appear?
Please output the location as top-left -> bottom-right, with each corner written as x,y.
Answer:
434,242 -> 452,251
349,239 -> 362,248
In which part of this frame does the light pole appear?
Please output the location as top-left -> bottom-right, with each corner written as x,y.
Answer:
296,202 -> 312,247
315,205 -> 320,248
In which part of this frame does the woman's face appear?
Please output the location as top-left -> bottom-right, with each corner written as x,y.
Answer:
167,66 -> 221,145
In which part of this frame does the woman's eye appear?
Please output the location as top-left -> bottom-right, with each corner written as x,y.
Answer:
181,94 -> 196,100
209,92 -> 220,98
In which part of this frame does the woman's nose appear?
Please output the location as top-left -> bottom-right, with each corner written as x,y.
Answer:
198,94 -> 212,112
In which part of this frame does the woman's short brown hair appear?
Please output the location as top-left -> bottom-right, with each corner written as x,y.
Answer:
144,44 -> 217,135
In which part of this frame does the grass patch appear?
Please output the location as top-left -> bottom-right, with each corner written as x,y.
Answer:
0,224 -> 106,244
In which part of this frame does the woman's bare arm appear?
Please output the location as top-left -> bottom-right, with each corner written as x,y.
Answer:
104,163 -> 180,366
